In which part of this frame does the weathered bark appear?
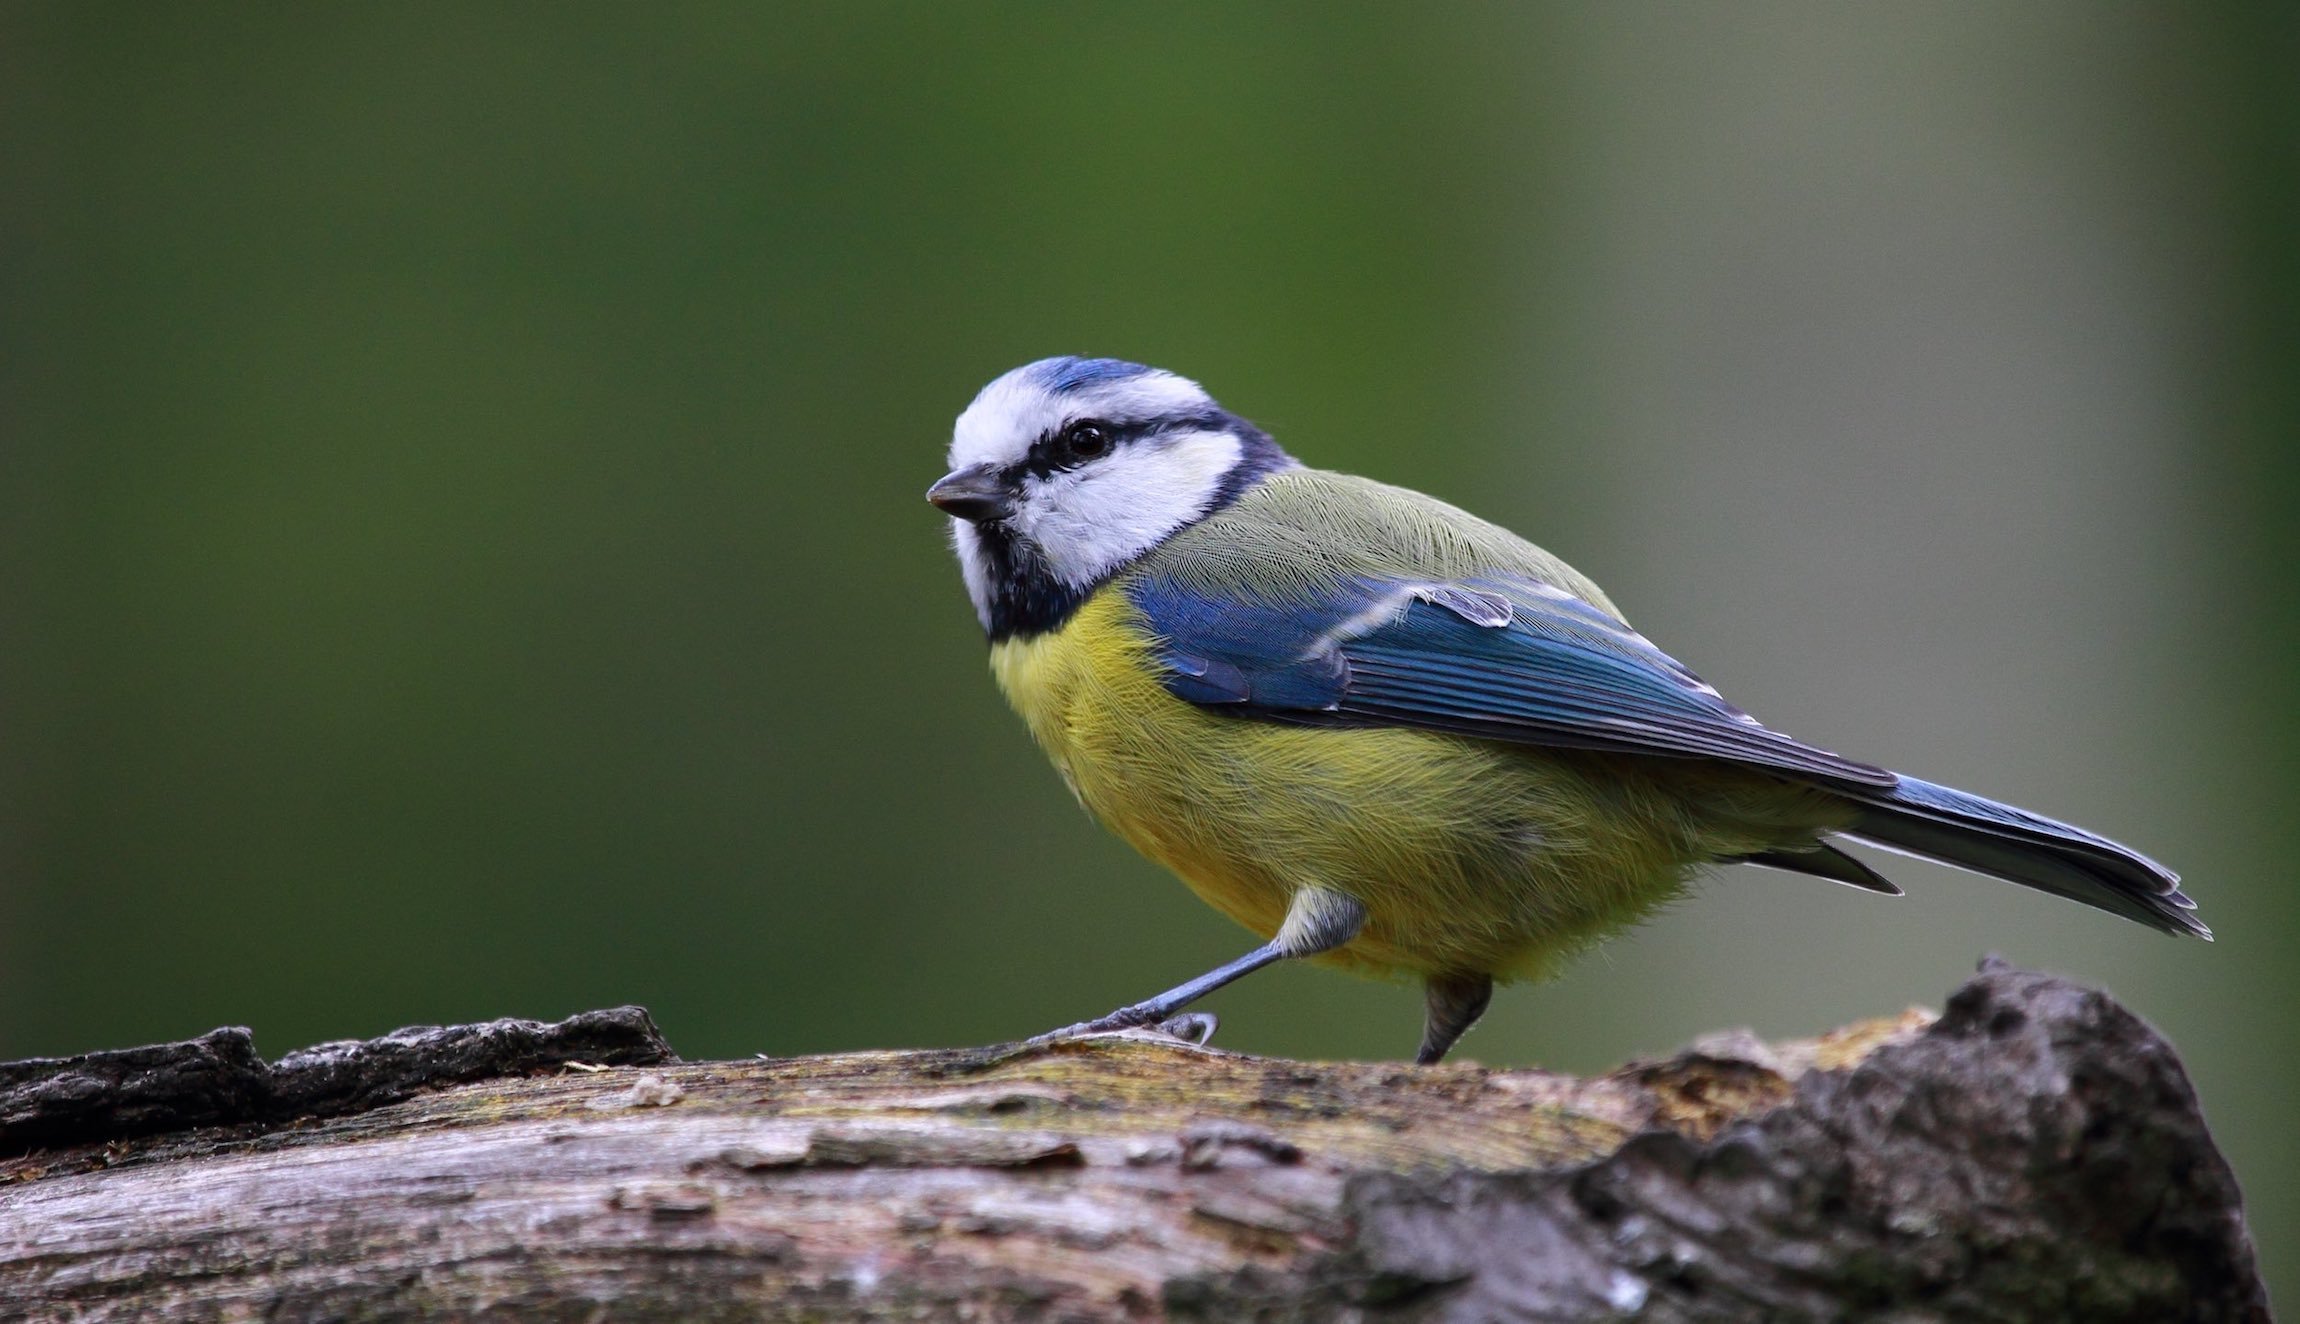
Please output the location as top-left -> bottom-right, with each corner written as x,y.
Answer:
0,959 -> 2267,1322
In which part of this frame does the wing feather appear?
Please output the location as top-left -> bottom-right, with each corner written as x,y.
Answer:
1128,571 -> 1894,791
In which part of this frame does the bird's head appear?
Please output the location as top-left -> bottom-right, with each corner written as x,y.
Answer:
930,357 -> 1294,639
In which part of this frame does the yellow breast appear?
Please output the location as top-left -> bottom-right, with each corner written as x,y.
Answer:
993,590 -> 1348,946
988,587 -> 1855,983
994,591 -> 1627,979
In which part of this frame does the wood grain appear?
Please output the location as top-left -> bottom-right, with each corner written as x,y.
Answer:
0,960 -> 2267,1322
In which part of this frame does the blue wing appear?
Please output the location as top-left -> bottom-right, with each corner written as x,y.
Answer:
1127,566 -> 2206,937
1128,571 -> 1896,791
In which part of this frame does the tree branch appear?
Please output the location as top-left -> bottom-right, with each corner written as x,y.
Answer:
0,959 -> 2267,1322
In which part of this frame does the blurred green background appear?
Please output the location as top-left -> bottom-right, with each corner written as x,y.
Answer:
3,0 -> 2293,1297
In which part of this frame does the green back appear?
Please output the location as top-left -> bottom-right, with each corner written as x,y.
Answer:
1135,468 -> 1625,620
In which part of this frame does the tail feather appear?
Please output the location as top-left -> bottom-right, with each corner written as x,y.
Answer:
1838,776 -> 2207,939
1741,843 -> 1904,896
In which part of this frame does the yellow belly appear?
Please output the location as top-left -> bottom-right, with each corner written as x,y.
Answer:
991,591 -> 1845,982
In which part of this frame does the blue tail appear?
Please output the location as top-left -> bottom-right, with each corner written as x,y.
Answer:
1840,776 -> 2207,938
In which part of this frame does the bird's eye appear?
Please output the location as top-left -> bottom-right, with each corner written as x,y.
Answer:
1060,421 -> 1110,462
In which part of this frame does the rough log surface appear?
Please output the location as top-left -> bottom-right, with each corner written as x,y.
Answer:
0,1007 -> 673,1154
0,959 -> 2268,1322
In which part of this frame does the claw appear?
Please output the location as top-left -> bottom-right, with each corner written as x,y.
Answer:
1156,1012 -> 1219,1047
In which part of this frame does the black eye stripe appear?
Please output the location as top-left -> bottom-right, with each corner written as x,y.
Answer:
1019,417 -> 1130,478
1015,410 -> 1239,481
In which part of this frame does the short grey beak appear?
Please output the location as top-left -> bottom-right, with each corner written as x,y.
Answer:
926,465 -> 1014,522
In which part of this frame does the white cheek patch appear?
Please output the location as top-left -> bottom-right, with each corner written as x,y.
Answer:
1010,430 -> 1244,588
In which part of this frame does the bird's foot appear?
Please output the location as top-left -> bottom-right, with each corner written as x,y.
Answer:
1155,1012 -> 1220,1046
1022,1006 -> 1219,1050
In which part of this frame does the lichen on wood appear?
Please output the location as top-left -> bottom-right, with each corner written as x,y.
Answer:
0,960 -> 2269,1322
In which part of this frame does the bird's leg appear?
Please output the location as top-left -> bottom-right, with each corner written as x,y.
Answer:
1027,888 -> 1366,1047
1416,971 -> 1494,1065
1023,944 -> 1282,1045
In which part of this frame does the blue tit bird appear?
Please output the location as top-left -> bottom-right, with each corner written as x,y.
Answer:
927,356 -> 2207,1065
